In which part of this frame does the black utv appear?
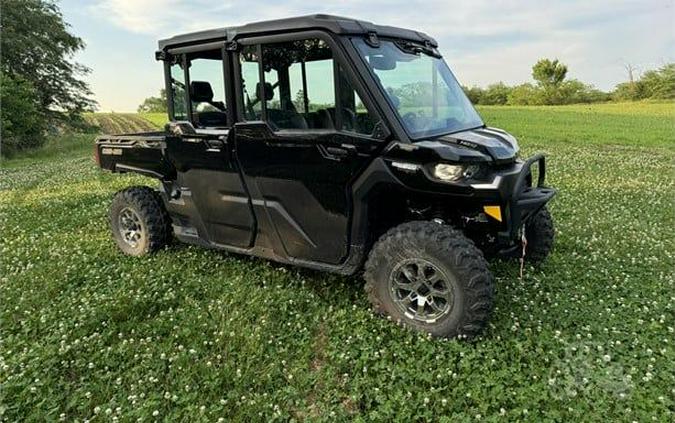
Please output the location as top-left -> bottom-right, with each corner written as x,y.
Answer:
95,14 -> 556,339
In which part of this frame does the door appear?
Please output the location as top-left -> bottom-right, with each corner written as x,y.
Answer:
165,47 -> 255,248
233,34 -> 383,264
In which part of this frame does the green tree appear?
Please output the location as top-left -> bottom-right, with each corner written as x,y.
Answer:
137,90 -> 168,113
0,74 -> 45,156
612,63 -> 675,101
612,81 -> 646,101
293,89 -> 308,112
532,59 -> 568,88
507,83 -> 538,105
1,0 -> 95,155
480,82 -> 511,105
393,82 -> 434,108
640,63 -> 675,99
462,85 -> 484,104
558,79 -> 609,104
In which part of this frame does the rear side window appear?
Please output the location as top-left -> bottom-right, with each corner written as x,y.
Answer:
170,58 -> 188,121
240,45 -> 263,121
186,50 -> 228,128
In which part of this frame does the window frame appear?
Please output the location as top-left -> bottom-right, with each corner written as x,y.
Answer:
165,53 -> 189,122
233,30 -> 383,138
165,42 -> 234,127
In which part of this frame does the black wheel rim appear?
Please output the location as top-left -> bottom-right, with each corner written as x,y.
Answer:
118,207 -> 145,248
389,258 -> 454,323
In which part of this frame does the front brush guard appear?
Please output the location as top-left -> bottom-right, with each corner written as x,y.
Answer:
498,154 -> 556,245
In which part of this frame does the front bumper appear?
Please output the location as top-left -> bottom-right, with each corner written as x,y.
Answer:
468,154 -> 555,254
499,154 -> 556,242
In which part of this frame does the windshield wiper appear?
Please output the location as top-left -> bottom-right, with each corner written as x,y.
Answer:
395,40 -> 441,59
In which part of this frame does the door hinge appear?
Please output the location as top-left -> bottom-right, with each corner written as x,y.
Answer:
155,50 -> 172,62
365,31 -> 379,47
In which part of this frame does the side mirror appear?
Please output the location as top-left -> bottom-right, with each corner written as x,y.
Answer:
372,120 -> 391,140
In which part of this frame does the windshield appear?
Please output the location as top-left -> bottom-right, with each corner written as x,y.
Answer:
354,39 -> 483,139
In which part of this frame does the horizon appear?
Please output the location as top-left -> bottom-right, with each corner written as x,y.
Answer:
61,0 -> 675,112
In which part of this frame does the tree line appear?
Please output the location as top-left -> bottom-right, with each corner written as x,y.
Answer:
1,0 -> 95,157
462,59 -> 674,106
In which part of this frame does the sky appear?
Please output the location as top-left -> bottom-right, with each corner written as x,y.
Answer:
60,0 -> 675,112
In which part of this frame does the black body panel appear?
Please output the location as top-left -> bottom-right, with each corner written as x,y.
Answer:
95,133 -> 174,179
434,127 -> 519,163
233,122 -> 377,264
157,14 -> 437,51
163,132 -> 255,248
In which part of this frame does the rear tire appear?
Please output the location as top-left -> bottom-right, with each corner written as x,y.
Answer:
109,186 -> 172,256
364,221 -> 494,339
525,207 -> 555,263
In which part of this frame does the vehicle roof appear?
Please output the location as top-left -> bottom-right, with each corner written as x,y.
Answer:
157,14 -> 437,51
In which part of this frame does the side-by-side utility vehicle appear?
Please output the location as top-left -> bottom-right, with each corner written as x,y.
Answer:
95,15 -> 556,339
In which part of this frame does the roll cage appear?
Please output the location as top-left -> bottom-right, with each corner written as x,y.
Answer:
155,14 -> 443,143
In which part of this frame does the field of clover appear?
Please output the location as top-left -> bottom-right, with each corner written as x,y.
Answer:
1,102 -> 673,421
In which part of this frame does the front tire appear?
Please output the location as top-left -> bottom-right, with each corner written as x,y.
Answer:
109,186 -> 172,256
364,221 -> 494,339
524,207 -> 555,263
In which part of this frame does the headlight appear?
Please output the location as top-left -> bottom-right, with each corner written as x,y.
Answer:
432,164 -> 464,181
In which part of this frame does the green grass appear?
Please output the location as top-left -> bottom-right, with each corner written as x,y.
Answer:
84,113 -> 161,135
0,133 -> 96,170
476,102 -> 675,148
1,103 -> 673,421
138,113 -> 169,129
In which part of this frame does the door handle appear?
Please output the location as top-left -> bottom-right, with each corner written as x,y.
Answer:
325,146 -> 349,158
320,144 -> 358,161
206,138 -> 225,149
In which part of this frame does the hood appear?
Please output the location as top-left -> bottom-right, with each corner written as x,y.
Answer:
434,127 -> 519,163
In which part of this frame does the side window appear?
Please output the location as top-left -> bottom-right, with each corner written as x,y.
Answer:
238,38 -> 379,135
170,58 -> 188,121
261,38 -> 336,130
239,45 -> 262,121
337,64 -> 378,135
186,50 -> 228,128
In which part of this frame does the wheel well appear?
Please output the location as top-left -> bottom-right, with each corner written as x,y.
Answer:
361,186 -> 489,253
364,187 -> 449,248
